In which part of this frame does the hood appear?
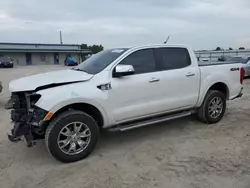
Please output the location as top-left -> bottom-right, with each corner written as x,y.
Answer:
9,69 -> 94,92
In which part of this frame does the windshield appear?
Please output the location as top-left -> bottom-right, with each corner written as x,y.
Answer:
0,56 -> 11,62
74,49 -> 128,74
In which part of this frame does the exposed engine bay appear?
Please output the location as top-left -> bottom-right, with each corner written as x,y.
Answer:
6,92 -> 48,147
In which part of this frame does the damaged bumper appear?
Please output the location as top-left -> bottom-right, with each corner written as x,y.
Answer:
8,111 -> 34,147
8,107 -> 48,147
7,93 -> 48,147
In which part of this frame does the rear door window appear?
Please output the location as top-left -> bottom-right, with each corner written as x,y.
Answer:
154,48 -> 191,71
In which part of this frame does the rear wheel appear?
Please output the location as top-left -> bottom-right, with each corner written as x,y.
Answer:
198,90 -> 226,124
45,110 -> 99,163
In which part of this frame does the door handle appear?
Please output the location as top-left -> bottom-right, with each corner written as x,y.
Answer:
186,72 -> 195,77
149,78 -> 160,83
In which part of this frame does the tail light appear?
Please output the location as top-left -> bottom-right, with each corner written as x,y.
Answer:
240,67 -> 245,85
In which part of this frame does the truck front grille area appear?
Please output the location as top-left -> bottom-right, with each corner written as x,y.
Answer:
8,92 -> 34,146
8,92 -> 48,146
11,92 -> 27,110
9,92 -> 28,123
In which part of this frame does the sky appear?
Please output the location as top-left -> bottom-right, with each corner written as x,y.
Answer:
0,0 -> 249,50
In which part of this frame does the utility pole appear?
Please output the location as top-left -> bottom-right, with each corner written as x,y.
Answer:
60,31 -> 63,44
164,36 -> 170,44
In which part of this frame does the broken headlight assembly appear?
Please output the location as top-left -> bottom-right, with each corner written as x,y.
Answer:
27,93 -> 41,108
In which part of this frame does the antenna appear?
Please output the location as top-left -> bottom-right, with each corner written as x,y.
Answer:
60,31 -> 63,44
164,36 -> 170,44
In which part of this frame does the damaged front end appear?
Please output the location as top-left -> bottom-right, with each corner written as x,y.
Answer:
6,92 -> 48,147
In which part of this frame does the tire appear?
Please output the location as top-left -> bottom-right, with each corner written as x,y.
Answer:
45,110 -> 99,163
197,90 -> 226,124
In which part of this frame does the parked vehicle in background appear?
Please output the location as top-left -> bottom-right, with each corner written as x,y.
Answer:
218,55 -> 243,62
199,57 -> 210,62
218,55 -> 227,61
218,55 -> 250,77
64,57 -> 78,66
241,57 -> 250,77
6,44 -> 244,163
0,56 -> 14,68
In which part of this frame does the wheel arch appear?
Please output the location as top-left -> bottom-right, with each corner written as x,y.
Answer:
197,82 -> 229,107
48,101 -> 107,128
208,82 -> 229,99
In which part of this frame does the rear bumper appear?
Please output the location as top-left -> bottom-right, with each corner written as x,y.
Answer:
65,63 -> 78,66
231,87 -> 243,100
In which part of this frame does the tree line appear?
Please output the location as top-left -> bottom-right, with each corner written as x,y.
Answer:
80,44 -> 104,61
80,44 -> 104,54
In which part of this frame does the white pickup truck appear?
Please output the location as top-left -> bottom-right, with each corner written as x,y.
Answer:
7,44 -> 244,163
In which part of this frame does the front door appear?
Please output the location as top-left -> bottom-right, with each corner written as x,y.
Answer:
109,48 -> 161,123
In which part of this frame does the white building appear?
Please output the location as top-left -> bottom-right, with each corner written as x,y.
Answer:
0,43 -> 91,65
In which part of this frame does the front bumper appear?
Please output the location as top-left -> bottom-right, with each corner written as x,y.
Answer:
0,63 -> 13,68
8,106 -> 48,147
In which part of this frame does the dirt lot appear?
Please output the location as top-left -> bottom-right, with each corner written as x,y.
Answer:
0,65 -> 250,188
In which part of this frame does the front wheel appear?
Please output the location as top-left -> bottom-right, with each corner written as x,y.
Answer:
45,110 -> 99,163
197,90 -> 226,124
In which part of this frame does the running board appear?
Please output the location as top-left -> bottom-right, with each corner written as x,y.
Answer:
108,111 -> 192,132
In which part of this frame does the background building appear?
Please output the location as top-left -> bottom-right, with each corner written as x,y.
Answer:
0,43 -> 91,65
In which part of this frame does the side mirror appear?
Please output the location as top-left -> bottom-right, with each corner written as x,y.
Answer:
113,64 -> 135,77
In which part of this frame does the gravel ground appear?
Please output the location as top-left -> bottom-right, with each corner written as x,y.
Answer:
0,65 -> 250,188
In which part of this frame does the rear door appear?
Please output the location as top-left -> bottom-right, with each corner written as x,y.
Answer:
153,47 -> 200,111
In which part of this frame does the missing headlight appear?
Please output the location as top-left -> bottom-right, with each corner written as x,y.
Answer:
29,94 -> 41,107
